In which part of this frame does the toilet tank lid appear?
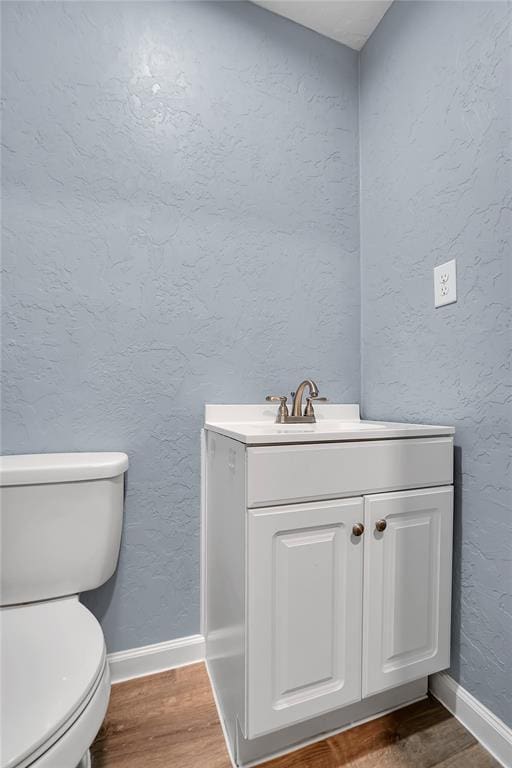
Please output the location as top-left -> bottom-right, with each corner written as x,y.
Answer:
0,452 -> 129,486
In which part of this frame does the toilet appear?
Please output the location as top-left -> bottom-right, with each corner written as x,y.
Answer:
0,452 -> 129,768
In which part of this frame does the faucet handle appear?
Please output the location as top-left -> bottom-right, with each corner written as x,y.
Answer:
304,395 -> 328,417
266,395 -> 289,423
266,395 -> 288,404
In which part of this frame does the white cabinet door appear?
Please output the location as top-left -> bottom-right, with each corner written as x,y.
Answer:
246,498 -> 364,738
363,487 -> 453,698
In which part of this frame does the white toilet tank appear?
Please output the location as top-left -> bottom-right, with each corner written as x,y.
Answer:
0,452 -> 129,606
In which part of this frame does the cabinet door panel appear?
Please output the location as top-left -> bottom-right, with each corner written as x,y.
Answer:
363,487 -> 453,697
247,498 -> 363,738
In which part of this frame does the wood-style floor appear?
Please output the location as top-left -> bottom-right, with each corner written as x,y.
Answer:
91,663 -> 499,768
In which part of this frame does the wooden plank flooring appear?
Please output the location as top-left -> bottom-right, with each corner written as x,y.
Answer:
91,664 -> 230,768
91,663 -> 499,768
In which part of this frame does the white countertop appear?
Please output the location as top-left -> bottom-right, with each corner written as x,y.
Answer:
204,404 -> 454,445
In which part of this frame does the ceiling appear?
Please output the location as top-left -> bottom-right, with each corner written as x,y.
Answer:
252,0 -> 393,51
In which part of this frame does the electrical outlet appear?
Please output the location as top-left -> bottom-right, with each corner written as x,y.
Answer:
434,259 -> 457,307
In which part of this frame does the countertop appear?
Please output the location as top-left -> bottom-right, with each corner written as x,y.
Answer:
204,404 -> 454,445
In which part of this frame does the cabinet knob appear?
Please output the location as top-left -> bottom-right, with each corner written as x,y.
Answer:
375,519 -> 387,533
352,522 -> 364,537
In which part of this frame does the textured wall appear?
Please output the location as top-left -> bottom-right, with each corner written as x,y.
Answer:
360,1 -> 512,725
1,2 -> 360,651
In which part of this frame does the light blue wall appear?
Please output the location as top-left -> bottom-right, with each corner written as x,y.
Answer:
1,1 -> 360,651
360,1 -> 512,726
3,0 -> 511,727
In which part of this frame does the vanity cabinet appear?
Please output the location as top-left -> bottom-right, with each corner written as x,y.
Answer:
204,423 -> 454,762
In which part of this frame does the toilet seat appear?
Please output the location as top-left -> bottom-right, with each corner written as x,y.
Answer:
1,597 -> 107,768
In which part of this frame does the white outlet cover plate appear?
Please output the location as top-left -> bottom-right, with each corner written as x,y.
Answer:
434,259 -> 457,308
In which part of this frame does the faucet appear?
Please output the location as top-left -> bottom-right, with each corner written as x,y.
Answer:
291,379 -> 319,417
266,379 -> 327,423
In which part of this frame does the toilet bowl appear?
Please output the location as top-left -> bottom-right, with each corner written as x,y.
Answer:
0,452 -> 129,768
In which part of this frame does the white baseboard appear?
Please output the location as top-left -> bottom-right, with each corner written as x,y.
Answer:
430,672 -> 512,768
108,634 -> 205,684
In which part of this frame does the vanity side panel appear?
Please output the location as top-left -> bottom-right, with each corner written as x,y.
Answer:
247,437 -> 453,507
205,431 -> 247,748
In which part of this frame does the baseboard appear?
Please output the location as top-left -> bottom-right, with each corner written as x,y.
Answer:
430,672 -> 512,768
108,634 -> 205,684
